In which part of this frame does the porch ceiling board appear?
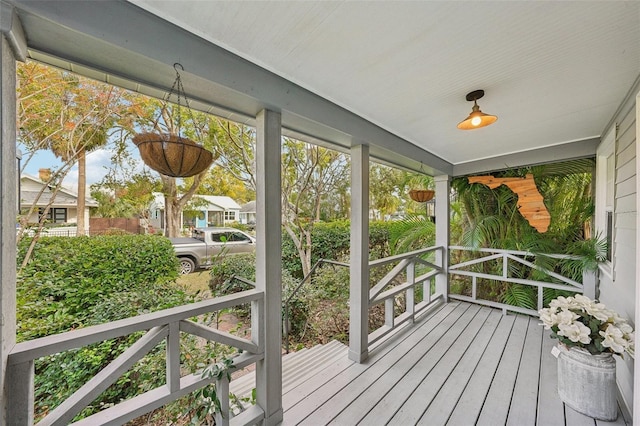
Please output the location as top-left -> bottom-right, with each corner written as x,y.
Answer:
9,0 -> 450,176
7,1 -> 639,175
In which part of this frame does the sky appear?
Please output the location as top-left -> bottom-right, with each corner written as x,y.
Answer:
19,142 -> 146,193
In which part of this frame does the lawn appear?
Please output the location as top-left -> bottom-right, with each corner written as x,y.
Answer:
176,270 -> 211,295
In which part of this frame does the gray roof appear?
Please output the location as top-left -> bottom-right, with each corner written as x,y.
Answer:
240,200 -> 256,213
21,190 -> 98,208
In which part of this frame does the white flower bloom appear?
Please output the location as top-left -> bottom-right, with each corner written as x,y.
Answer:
543,295 -> 634,355
617,321 -> 634,335
558,321 -> 591,344
584,302 -> 610,322
550,296 -> 572,310
573,294 -> 596,311
538,307 -> 558,329
600,324 -> 628,354
556,309 -> 579,326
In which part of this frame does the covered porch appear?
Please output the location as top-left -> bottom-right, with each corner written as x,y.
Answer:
0,1 -> 638,425
280,301 -> 629,426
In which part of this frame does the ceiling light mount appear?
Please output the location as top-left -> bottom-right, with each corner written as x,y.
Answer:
457,89 -> 498,130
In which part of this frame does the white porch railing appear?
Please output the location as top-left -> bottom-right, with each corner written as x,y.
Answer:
368,246 -> 445,347
7,289 -> 265,426
448,246 -> 597,316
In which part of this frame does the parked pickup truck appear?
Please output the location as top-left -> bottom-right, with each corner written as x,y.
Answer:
171,227 -> 256,274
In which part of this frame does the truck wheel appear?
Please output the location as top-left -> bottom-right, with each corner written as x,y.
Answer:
179,258 -> 196,275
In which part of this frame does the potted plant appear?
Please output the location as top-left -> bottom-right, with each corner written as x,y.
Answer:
539,294 -> 634,420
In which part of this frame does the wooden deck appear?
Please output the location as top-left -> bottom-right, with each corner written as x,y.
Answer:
278,301 -> 630,426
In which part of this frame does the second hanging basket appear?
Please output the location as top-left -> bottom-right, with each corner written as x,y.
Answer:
133,132 -> 213,178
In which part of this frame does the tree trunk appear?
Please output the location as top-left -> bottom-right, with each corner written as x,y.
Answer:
161,171 -> 206,237
284,223 -> 312,277
76,148 -> 86,236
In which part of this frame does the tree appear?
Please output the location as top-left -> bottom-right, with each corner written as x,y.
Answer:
132,100 -> 221,237
17,61 -> 135,235
91,172 -> 160,218
281,138 -> 349,276
194,165 -> 255,204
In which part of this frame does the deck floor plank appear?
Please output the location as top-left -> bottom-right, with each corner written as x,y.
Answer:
537,326 -> 566,426
506,316 -> 544,426
283,302 -> 464,425
317,304 -> 480,425
565,405 -> 597,426
445,313 -> 516,426
473,314 -> 530,426
280,302 -> 629,426
390,307 -> 495,425
350,304 -> 482,425
417,310 -> 505,425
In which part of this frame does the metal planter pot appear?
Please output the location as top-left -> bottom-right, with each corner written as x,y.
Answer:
557,345 -> 617,421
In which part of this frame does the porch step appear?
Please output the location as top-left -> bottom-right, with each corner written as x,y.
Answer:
229,340 -> 349,399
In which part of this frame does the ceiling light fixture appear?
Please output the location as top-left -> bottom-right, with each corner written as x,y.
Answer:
457,89 -> 497,130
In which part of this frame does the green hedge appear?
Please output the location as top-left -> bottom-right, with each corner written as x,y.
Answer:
17,235 -> 190,421
281,220 -> 425,278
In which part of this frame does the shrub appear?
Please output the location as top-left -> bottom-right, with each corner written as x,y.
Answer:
16,234 -> 189,421
281,220 -> 400,279
209,253 -> 308,337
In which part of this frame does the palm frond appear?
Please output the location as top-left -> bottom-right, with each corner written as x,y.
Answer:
501,284 -> 537,310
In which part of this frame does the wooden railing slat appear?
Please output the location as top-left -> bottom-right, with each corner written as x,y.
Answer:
39,326 -> 168,426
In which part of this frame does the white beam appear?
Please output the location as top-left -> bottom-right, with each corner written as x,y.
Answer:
452,138 -> 599,177
349,144 -> 369,363
435,175 -> 450,301
0,21 -> 19,424
633,87 -> 640,424
255,109 -> 283,425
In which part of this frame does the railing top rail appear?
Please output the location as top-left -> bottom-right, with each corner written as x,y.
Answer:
449,245 -> 579,260
369,245 -> 442,268
229,275 -> 257,287
9,288 -> 264,365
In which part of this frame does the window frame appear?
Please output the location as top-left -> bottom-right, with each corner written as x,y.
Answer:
595,126 -> 616,278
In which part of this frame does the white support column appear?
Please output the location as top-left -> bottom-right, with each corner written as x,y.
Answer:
435,175 -> 450,301
255,109 -> 283,425
349,144 -> 369,363
0,4 -> 25,422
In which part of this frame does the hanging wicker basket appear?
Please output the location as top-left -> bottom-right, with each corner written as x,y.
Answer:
409,189 -> 435,203
133,132 -> 213,178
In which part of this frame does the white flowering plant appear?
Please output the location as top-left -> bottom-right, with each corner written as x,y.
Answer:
539,294 -> 634,357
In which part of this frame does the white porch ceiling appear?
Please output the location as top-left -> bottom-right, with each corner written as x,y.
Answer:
132,1 -> 639,168
5,0 -> 640,176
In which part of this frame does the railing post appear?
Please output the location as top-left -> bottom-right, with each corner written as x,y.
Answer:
6,360 -> 34,425
349,143 -> 370,363
435,175 -> 450,301
166,322 -> 180,393
214,375 -> 230,426
0,7 -> 24,422
254,109 -> 283,424
583,268 -> 598,300
385,298 -> 395,328
406,261 -> 415,322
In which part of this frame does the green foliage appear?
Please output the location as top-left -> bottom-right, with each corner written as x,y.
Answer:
450,160 -> 602,309
16,235 -> 188,421
18,235 -> 179,339
209,253 -> 259,292
389,215 -> 436,254
500,284 -> 537,310
281,221 -> 398,279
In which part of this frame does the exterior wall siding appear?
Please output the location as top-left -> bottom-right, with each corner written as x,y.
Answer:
598,99 -> 636,417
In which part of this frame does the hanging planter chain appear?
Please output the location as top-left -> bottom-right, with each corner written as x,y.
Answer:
133,63 -> 213,178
